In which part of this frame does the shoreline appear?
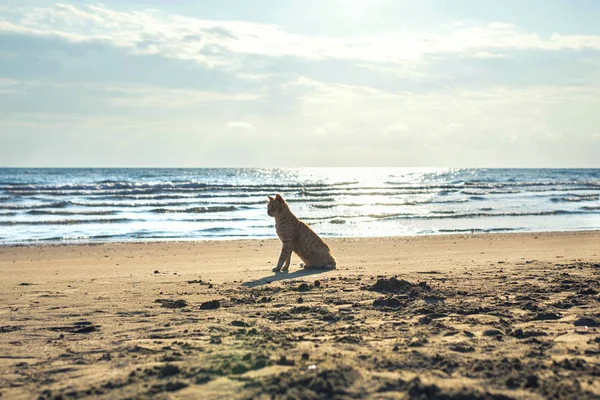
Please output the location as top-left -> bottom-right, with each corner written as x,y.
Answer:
1,230 -> 599,398
1,228 -> 599,248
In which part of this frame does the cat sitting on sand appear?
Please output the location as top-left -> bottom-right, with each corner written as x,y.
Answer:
267,194 -> 337,272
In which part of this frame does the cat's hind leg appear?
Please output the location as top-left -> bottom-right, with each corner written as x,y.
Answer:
301,263 -> 336,270
300,252 -> 336,269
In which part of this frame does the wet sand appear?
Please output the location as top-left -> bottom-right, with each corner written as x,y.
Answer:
1,231 -> 599,399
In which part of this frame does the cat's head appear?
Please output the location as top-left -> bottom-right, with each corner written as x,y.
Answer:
267,194 -> 286,217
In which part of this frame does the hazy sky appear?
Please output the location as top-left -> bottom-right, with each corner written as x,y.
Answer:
1,0 -> 599,167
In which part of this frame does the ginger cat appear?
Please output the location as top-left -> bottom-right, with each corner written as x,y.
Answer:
267,194 -> 337,272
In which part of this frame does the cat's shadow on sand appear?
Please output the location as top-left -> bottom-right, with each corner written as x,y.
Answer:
241,268 -> 329,288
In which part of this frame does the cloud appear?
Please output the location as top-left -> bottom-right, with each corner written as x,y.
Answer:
0,78 -> 18,94
226,121 -> 256,131
487,22 -> 516,30
0,77 -> 261,117
470,51 -> 509,59
314,121 -> 340,135
2,5 -> 600,96
445,123 -> 463,131
2,76 -> 599,166
2,4 -> 600,71
385,123 -> 411,134
105,86 -> 259,109
314,126 -> 327,135
221,121 -> 258,140
1,3 -> 599,167
264,77 -> 600,165
0,78 -> 18,86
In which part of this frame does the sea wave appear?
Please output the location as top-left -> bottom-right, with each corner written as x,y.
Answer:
550,194 -> 599,202
310,199 -> 469,209
438,228 -> 520,233
367,209 -> 593,221
0,201 -> 70,210
0,180 -> 359,193
0,218 -> 135,226
384,180 -> 600,189
468,196 -> 487,201
27,210 -> 118,216
149,206 -> 239,214
1,168 -> 599,243
197,227 -> 235,233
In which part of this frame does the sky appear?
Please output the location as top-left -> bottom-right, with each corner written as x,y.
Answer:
0,0 -> 599,167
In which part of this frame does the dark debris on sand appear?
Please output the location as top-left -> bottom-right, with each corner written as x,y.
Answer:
0,326 -> 22,333
244,367 -> 518,400
366,277 -> 432,294
47,321 -> 100,334
199,300 -> 221,310
244,365 -> 360,399
14,261 -> 600,400
154,299 -> 188,309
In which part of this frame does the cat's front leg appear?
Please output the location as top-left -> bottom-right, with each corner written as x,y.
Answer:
282,252 -> 292,272
273,243 -> 293,272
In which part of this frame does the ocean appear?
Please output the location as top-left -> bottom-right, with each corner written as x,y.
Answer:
0,168 -> 599,244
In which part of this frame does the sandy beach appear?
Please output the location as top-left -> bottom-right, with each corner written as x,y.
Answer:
1,231 -> 599,399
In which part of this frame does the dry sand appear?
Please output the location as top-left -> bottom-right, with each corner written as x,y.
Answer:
1,231 -> 599,399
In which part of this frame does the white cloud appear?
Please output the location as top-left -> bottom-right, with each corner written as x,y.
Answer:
0,78 -> 19,86
224,121 -> 258,139
2,78 -> 599,166
0,78 -> 19,94
2,4 -> 600,70
0,78 -> 260,109
226,121 -> 256,131
385,123 -> 411,133
314,126 -> 327,135
1,4 -> 600,167
314,121 -> 340,135
487,22 -> 516,30
470,51 -> 510,59
357,63 -> 438,81
106,87 -> 259,109
445,123 -> 463,131
258,77 -> 600,165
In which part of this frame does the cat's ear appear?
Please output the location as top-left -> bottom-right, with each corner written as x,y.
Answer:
267,195 -> 274,201
275,194 -> 283,202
